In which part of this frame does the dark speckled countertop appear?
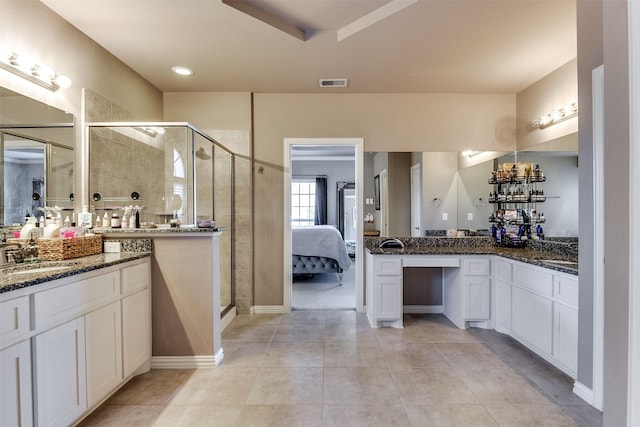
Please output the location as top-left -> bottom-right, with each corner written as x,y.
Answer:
0,252 -> 151,294
366,237 -> 578,276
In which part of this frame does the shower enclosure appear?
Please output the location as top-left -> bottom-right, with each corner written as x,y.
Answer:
86,122 -> 235,314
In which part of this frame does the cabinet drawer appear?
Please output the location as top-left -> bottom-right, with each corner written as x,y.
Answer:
494,258 -> 513,282
553,275 -> 579,308
374,257 -> 402,275
0,296 -> 30,347
121,261 -> 150,295
34,271 -> 120,329
514,263 -> 553,297
462,258 -> 490,276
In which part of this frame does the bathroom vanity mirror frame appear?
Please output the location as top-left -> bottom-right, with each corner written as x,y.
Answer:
366,135 -> 578,238
1,88 -> 75,227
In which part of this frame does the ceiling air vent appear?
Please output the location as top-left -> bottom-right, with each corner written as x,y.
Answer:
319,78 -> 348,88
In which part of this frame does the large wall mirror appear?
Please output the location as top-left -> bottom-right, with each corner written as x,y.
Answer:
365,135 -> 578,238
0,88 -> 74,226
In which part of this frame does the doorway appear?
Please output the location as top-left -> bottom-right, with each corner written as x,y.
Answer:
283,138 -> 364,312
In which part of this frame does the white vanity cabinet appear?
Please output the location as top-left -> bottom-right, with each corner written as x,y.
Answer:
493,257 -> 578,377
0,256 -> 151,427
1,336 -> 33,427
443,256 -> 491,329
366,252 -> 403,328
0,295 -> 33,426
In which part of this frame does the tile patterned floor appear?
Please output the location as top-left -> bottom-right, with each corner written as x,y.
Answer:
79,312 -> 603,426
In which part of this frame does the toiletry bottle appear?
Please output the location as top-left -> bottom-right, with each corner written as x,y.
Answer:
122,213 -> 129,229
96,215 -> 102,228
103,212 -> 110,228
129,212 -> 136,229
111,213 -> 121,229
63,216 -> 71,227
78,205 -> 93,228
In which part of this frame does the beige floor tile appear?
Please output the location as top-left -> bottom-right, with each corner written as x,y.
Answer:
169,367 -> 258,406
222,322 -> 279,343
484,403 -> 578,426
105,369 -> 194,406
153,404 -> 243,427
279,310 -> 326,324
392,368 -> 479,405
272,323 -> 327,342
461,368 -> 550,404
324,404 -> 412,427
324,310 -> 368,326
324,340 -> 385,367
435,342 -> 511,372
324,323 -> 378,342
78,404 -> 163,426
246,367 -> 324,404
235,404 -> 324,427
422,325 -> 481,343
324,367 -> 402,405
261,341 -> 325,367
221,342 -> 269,367
404,404 -> 499,427
380,341 -> 451,371
373,325 -> 429,344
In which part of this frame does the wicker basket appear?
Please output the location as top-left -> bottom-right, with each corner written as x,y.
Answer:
37,235 -> 103,261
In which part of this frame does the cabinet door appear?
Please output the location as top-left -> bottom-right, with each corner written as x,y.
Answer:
122,289 -> 151,378
34,317 -> 87,427
554,303 -> 579,375
494,280 -> 512,333
512,286 -> 552,355
375,275 -> 402,320
86,301 -> 122,408
463,276 -> 490,320
1,340 -> 33,427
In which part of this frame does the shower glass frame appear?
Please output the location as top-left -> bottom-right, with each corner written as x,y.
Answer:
86,122 -> 235,315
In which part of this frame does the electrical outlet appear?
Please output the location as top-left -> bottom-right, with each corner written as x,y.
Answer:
442,213 -> 448,221
467,213 -> 473,221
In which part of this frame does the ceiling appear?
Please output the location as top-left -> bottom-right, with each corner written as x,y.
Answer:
41,0 -> 576,94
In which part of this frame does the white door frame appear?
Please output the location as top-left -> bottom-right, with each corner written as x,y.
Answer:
410,163 -> 422,237
379,168 -> 389,236
628,1 -> 640,424
283,138 -> 365,313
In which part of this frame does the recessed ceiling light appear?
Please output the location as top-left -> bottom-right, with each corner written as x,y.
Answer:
171,66 -> 194,76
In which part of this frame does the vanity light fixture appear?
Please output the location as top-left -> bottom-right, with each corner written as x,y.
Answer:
530,102 -> 578,130
171,66 -> 194,76
0,43 -> 71,91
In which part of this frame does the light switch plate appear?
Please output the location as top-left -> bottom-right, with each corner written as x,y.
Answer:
442,213 -> 448,221
467,213 -> 473,221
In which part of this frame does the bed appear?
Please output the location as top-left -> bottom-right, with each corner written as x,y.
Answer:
292,225 -> 352,284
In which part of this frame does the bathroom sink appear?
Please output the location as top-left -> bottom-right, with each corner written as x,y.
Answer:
8,266 -> 72,275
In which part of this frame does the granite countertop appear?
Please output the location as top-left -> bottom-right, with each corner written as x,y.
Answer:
0,252 -> 151,294
94,226 -> 224,234
366,237 -> 578,275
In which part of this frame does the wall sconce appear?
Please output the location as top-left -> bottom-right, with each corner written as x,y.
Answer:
530,102 -> 578,130
0,43 -> 71,91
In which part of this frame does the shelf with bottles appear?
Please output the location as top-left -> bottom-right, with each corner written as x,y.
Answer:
488,163 -> 546,184
488,189 -> 546,204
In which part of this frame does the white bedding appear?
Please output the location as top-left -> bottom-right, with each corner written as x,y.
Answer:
292,225 -> 352,271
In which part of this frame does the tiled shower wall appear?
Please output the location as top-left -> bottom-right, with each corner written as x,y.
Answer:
85,89 -> 253,314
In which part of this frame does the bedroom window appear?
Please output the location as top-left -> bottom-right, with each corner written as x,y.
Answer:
291,179 -> 316,226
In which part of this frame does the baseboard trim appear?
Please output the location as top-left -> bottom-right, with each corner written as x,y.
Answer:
573,381 -> 595,406
403,305 -> 443,314
221,307 -> 237,331
151,348 -> 224,369
251,305 -> 288,314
